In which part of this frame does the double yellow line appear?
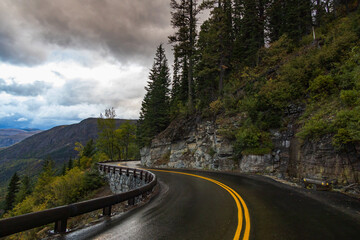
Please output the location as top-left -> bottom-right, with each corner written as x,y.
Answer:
151,169 -> 250,240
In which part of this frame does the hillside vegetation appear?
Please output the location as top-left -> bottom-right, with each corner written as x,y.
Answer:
225,12 -> 360,156
2,155 -> 104,239
1,112 -> 140,238
0,117 -> 138,212
139,1 -> 360,159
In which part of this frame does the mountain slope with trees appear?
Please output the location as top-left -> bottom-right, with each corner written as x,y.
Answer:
0,118 -> 136,206
140,0 -> 360,185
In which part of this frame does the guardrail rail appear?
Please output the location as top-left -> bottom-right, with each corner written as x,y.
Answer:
0,162 -> 157,237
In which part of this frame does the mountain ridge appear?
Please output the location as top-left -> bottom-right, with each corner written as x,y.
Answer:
0,129 -> 42,148
0,118 -> 136,199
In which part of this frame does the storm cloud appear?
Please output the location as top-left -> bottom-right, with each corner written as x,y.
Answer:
0,0 -> 173,66
0,0 -> 179,129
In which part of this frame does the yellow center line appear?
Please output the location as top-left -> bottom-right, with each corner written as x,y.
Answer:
150,169 -> 250,240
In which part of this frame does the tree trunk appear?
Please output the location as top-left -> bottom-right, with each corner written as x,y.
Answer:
218,0 -> 224,98
188,0 -> 194,112
125,144 -> 129,160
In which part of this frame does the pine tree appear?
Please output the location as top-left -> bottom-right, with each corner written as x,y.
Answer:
232,0 -> 267,66
61,163 -> 67,176
67,157 -> 73,170
15,175 -> 32,204
170,50 -> 189,114
83,139 -> 96,158
195,0 -> 233,106
195,19 -> 219,108
4,172 -> 20,211
37,156 -> 56,186
267,0 -> 312,43
138,44 -> 171,147
169,0 -> 200,112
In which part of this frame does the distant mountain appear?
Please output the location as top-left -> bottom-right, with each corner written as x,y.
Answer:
0,129 -> 42,148
0,118 -> 136,199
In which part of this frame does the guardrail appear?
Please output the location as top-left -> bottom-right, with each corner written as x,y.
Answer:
0,162 -> 157,238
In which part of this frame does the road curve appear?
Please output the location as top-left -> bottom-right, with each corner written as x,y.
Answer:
63,162 -> 360,240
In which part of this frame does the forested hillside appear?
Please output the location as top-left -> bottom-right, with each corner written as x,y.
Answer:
1,113 -> 139,239
0,117 -> 137,210
139,1 -> 360,184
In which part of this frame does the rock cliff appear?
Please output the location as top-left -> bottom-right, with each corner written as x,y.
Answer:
141,111 -> 360,185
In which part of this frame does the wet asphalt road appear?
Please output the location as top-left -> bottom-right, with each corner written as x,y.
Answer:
63,165 -> 360,240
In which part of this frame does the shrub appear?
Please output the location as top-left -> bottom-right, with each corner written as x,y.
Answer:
332,107 -> 360,148
258,34 -> 295,67
237,96 -> 258,120
258,78 -> 292,109
82,170 -> 104,193
333,128 -> 353,149
297,115 -> 333,140
340,89 -> 359,106
308,75 -> 336,100
234,126 -> 273,156
209,99 -> 223,115
218,126 -> 237,140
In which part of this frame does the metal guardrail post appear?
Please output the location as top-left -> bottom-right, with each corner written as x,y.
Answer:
103,206 -> 112,216
128,198 -> 135,206
54,218 -> 67,233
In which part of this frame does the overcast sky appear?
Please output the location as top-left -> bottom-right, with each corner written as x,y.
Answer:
0,0 -> 176,129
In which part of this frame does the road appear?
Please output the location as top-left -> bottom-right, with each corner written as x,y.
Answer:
62,162 -> 360,240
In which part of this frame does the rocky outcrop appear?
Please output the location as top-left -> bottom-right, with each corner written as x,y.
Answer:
141,111 -> 360,184
141,116 -> 237,170
296,136 -> 360,184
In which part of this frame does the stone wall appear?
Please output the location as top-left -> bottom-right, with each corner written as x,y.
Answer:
100,170 -> 146,194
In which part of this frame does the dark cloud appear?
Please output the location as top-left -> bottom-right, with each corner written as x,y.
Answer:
0,0 -> 173,65
0,24 -> 47,65
0,79 -> 51,96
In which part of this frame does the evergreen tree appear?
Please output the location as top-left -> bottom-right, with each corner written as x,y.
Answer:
233,0 -> 267,66
195,0 -> 233,107
267,0 -> 286,42
267,0 -> 312,43
4,172 -> 20,211
83,139 -> 96,158
170,50 -> 189,116
61,163 -> 67,176
138,44 -> 171,147
195,19 -> 219,108
169,0 -> 200,111
15,175 -> 32,204
67,157 -> 73,170
37,156 -> 56,188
